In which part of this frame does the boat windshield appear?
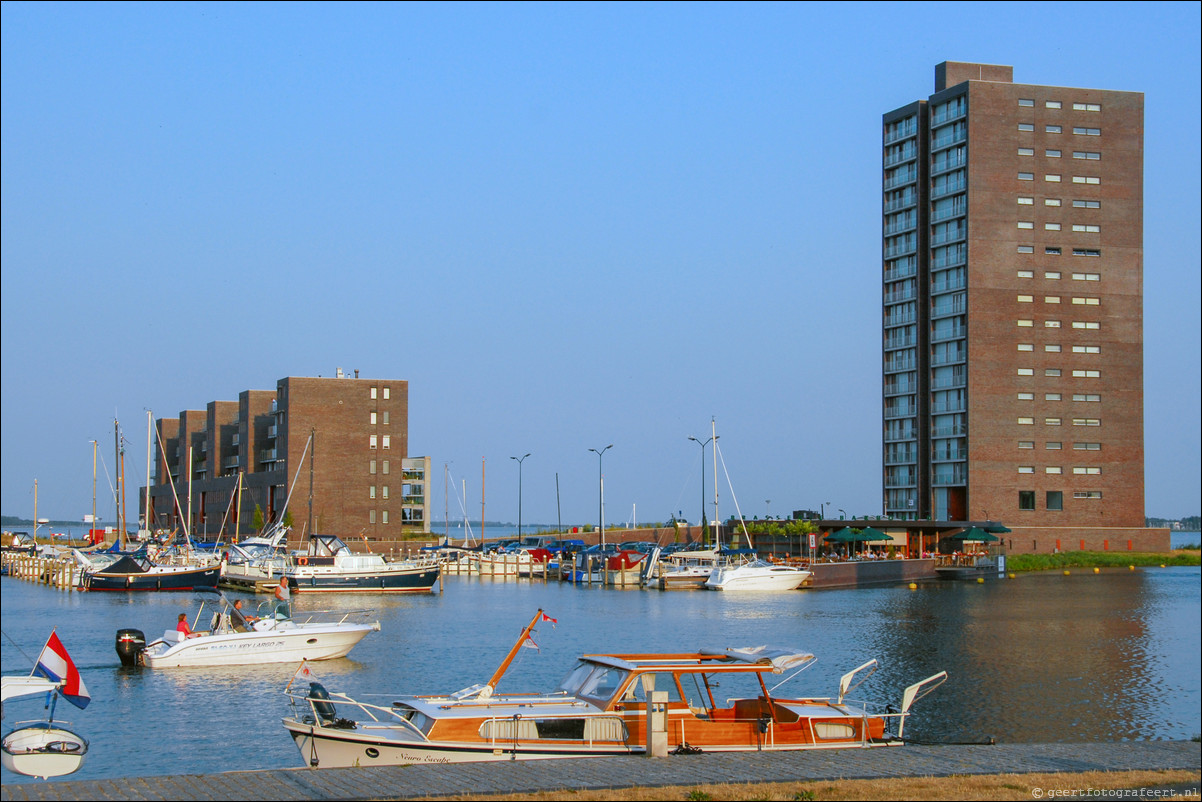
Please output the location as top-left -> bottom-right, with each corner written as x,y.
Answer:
555,661 -> 630,706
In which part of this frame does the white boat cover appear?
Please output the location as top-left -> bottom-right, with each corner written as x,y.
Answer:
699,646 -> 815,673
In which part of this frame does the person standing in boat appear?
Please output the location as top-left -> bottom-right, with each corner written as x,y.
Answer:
274,576 -> 291,618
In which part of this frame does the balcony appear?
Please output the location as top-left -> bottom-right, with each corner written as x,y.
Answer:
931,423 -> 967,438
884,145 -> 918,168
884,169 -> 918,190
885,356 -> 916,373
884,121 -> 917,144
930,350 -> 966,366
930,325 -> 966,343
884,262 -> 917,282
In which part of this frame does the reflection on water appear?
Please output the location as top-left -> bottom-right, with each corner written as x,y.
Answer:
2,565 -> 1198,784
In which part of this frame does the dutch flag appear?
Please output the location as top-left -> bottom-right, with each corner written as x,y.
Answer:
35,631 -> 91,710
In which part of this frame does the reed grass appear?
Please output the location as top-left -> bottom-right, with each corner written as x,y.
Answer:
1006,549 -> 1200,572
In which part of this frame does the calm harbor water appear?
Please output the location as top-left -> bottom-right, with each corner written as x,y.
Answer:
1,557 -> 1198,785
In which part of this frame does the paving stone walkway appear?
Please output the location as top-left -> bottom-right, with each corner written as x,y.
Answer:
3,741 -> 1198,801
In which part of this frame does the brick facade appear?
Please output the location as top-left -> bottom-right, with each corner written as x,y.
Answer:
882,63 -> 1165,552
143,374 -> 430,551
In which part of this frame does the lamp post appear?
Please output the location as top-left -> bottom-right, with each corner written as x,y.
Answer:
588,445 -> 613,547
510,453 -> 530,538
688,434 -> 716,546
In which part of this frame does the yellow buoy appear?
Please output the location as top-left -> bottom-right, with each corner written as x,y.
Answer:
1063,570 -> 1071,576
1160,564 -> 1166,568
976,577 -> 985,583
908,583 -> 917,590
1129,565 -> 1135,570
1093,567 -> 1100,574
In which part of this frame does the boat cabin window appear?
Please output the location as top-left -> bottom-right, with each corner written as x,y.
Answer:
627,672 -> 684,704
556,662 -> 630,706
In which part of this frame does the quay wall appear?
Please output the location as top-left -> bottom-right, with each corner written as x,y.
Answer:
807,558 -> 937,589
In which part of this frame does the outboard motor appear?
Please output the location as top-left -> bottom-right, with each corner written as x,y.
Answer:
308,682 -> 337,723
115,628 -> 146,667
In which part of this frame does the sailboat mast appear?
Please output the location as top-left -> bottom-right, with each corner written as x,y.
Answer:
711,417 -> 719,547
480,458 -> 486,545
91,440 -> 98,545
144,410 -> 153,536
114,419 -> 124,547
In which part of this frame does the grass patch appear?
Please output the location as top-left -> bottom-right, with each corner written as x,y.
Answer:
1006,550 -> 1200,572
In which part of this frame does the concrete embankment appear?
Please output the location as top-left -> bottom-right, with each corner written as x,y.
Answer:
4,741 -> 1197,801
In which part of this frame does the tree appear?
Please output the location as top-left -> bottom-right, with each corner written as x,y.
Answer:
252,504 -> 265,533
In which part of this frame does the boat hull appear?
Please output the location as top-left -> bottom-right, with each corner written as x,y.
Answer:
287,565 -> 440,593
1,722 -> 88,779
142,625 -> 376,668
285,724 -> 636,767
704,568 -> 811,591
82,565 -> 221,591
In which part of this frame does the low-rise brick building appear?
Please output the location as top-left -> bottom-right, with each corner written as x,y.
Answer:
142,372 -> 430,552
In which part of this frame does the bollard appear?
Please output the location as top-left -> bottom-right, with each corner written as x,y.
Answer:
646,690 -> 668,757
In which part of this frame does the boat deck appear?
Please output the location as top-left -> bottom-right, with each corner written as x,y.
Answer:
4,741 -> 1197,801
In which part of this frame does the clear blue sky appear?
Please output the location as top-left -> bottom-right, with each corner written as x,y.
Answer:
3,2 -> 1199,527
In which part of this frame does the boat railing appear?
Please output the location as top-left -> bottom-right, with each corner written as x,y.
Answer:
250,601 -> 377,627
285,687 -> 428,740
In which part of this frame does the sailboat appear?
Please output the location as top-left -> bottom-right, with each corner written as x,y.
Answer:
1,633 -> 90,779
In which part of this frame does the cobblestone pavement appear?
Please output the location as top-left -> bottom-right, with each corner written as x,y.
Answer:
3,741 -> 1198,801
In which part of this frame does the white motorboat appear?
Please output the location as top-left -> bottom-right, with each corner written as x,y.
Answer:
116,591 -> 380,668
704,559 -> 811,591
286,534 -> 440,593
1,719 -> 89,779
2,636 -> 90,779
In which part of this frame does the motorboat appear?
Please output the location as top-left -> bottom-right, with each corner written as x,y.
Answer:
115,590 -> 380,668
704,559 -> 811,591
649,546 -> 725,590
220,540 -> 291,592
1,718 -> 89,780
285,534 -> 440,593
2,635 -> 90,779
282,609 -> 947,767
79,550 -> 221,592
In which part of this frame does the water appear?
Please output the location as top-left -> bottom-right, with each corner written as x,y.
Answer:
2,563 -> 1198,785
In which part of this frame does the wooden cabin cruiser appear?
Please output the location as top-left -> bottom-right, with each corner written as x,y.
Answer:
286,534 -> 440,593
704,559 -> 811,591
282,610 -> 946,767
116,591 -> 380,668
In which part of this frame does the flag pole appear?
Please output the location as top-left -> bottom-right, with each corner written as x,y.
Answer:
482,609 -> 546,698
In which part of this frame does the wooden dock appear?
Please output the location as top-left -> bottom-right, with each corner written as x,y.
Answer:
3,741 -> 1197,801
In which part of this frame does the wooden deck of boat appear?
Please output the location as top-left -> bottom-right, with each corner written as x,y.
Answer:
4,741 -> 1197,801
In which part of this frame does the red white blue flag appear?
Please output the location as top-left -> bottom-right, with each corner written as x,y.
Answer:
35,631 -> 91,710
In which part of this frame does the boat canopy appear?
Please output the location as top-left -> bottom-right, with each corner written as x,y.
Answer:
699,646 -> 816,673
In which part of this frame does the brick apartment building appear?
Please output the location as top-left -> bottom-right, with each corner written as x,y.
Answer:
881,62 -> 1167,553
142,372 -> 431,551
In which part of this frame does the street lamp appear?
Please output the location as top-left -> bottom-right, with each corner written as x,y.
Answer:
588,445 -> 613,547
839,508 -> 847,520
688,434 -> 717,546
510,453 -> 530,538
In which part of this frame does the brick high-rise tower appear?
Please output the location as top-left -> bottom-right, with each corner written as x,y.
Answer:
881,62 -> 1158,551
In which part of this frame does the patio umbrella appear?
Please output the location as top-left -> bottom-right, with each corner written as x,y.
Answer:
856,526 -> 893,541
823,527 -> 858,542
952,526 -> 1000,542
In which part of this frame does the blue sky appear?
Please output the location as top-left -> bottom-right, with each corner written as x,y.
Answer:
3,2 -> 1199,527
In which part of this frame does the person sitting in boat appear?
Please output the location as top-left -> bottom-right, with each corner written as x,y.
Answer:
274,576 -> 291,619
176,613 -> 201,639
231,598 -> 257,632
